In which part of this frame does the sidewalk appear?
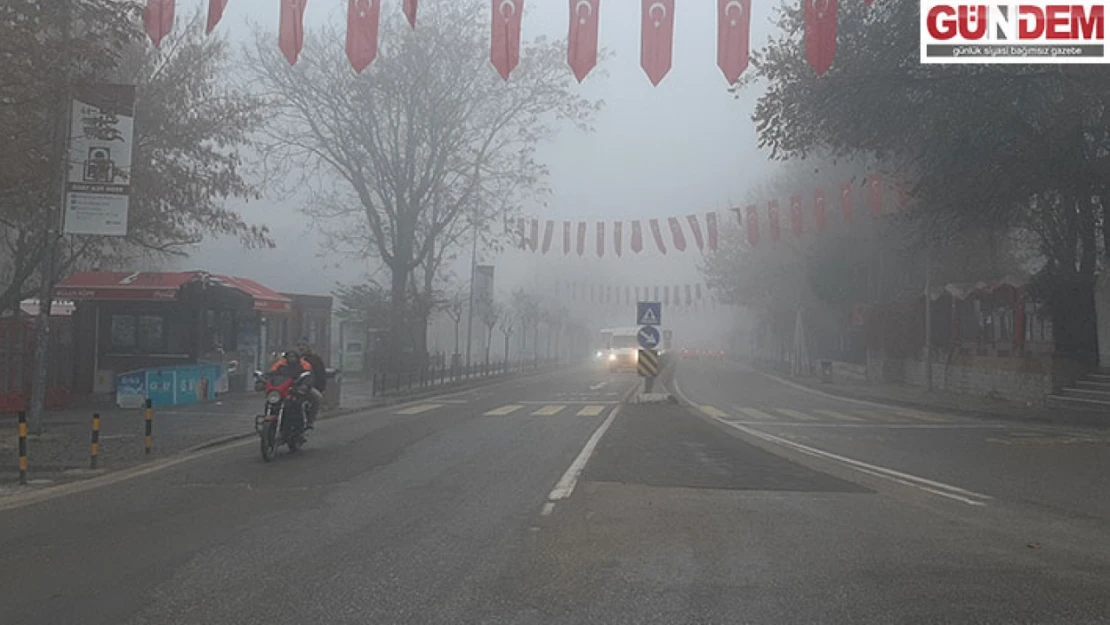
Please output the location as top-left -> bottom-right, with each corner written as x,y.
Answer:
1,363 -> 561,495
753,361 -> 1110,429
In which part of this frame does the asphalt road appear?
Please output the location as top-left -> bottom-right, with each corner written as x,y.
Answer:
1,360 -> 1108,624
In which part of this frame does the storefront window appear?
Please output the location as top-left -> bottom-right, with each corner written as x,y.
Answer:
109,314 -> 166,353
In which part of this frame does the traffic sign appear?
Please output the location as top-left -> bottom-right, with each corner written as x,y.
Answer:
637,301 -> 661,325
638,349 -> 660,377
637,325 -> 661,349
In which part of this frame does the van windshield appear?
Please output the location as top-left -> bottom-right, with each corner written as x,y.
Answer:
611,335 -> 637,349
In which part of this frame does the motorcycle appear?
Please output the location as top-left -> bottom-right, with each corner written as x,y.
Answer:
253,369 -> 314,462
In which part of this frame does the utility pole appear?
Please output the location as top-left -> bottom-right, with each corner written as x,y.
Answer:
464,208 -> 478,367
924,244 -> 934,392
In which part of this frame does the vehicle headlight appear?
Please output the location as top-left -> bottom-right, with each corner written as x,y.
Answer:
596,350 -> 603,358
266,391 -> 282,404
608,353 -> 617,361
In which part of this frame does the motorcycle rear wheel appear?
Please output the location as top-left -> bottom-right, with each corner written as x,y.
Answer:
260,422 -> 278,462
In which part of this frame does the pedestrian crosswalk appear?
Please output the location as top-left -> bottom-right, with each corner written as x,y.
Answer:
391,402 -> 614,418
699,405 -> 959,425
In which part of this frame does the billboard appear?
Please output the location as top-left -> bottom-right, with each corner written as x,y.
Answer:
474,265 -> 495,319
64,83 -> 136,236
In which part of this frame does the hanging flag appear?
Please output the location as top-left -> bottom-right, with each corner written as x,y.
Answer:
279,0 -> 309,66
815,188 -> 827,232
790,195 -> 803,238
685,284 -> 693,305
517,217 -> 528,249
805,0 -> 839,77
563,221 -> 572,255
491,0 -> 524,81
705,212 -> 719,251
206,0 -> 228,35
635,286 -> 641,302
403,0 -> 418,27
841,182 -> 853,224
664,285 -> 670,305
695,283 -> 703,300
614,221 -> 623,257
717,0 -> 751,84
542,220 -> 554,254
869,173 -> 882,216
649,219 -> 668,254
768,200 -> 781,242
529,219 -> 539,251
145,0 -> 175,47
674,285 -> 682,307
347,0 -> 381,73
625,286 -> 631,305
686,214 -> 705,251
668,216 -> 687,251
654,286 -> 660,301
577,222 -> 587,256
640,0 -> 675,86
630,220 -> 644,253
568,0 -> 601,82
596,221 -> 606,257
590,284 -> 595,303
745,205 -> 759,246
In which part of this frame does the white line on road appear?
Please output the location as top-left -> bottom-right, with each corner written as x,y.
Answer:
547,404 -> 622,501
395,403 -> 443,415
577,405 -> 607,417
590,382 -> 608,390
532,405 -> 566,416
700,405 -> 731,418
540,502 -> 555,516
484,404 -> 524,416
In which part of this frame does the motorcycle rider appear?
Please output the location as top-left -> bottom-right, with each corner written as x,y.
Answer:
296,337 -> 327,428
270,350 -> 318,428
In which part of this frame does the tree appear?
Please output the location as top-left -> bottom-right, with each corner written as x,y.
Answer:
480,297 -> 500,366
498,308 -> 515,366
249,0 -> 601,370
443,287 -> 466,357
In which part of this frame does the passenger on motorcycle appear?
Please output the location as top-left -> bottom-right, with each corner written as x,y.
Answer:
296,337 -> 328,425
270,350 -> 319,428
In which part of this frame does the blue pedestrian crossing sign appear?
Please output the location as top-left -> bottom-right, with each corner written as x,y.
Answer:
637,325 -> 661,350
637,301 -> 662,326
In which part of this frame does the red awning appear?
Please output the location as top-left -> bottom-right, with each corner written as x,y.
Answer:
56,271 -> 292,312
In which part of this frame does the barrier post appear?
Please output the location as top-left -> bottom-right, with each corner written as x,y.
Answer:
17,411 -> 28,485
90,413 -> 100,469
144,399 -> 153,455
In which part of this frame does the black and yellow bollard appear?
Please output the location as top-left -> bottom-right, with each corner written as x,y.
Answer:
90,413 -> 101,469
144,399 -> 153,455
17,410 -> 28,485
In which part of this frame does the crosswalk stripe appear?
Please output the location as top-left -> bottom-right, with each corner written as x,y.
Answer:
814,409 -> 863,422
396,403 -> 442,415
700,405 -> 731,418
577,405 -> 606,417
532,405 -> 565,416
774,408 -> 818,421
894,409 -> 953,423
484,404 -> 524,416
736,407 -> 777,421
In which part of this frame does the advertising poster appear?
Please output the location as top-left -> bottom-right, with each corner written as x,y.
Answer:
64,83 -> 136,236
145,369 -> 177,407
115,371 -> 146,408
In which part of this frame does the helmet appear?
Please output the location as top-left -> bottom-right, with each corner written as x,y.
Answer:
283,350 -> 300,362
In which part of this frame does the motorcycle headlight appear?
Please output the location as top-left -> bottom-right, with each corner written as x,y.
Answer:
266,391 -> 282,404
608,353 -> 617,361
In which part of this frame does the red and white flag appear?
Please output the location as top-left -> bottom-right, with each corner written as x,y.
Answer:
206,0 -> 227,35
768,200 -> 781,242
403,0 -> 418,27
815,188 -> 827,232
517,218 -> 528,249
568,0 -> 601,82
705,212 -> 719,251
347,0 -> 381,73
687,214 -> 705,251
529,219 -> 539,251
279,0 -> 309,66
804,0 -> 838,77
640,0 -> 675,86
649,218 -> 668,254
668,216 -> 687,251
542,220 -> 554,253
491,0 -> 524,81
695,283 -> 703,300
717,0 -> 751,84
790,195 -> 803,238
596,221 -> 606,257
614,221 -> 623,257
745,205 -> 759,246
563,221 -> 572,255
869,173 -> 882,216
631,220 -> 644,253
841,182 -> 853,224
577,222 -> 587,256
144,0 -> 175,47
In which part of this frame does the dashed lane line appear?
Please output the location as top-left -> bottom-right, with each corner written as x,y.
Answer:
484,404 -> 524,416
395,403 -> 443,415
532,405 -> 565,416
576,405 -> 607,417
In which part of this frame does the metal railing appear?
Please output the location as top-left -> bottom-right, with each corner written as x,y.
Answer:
368,358 -> 556,397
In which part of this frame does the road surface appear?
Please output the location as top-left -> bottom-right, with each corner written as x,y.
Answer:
1,361 -> 1108,624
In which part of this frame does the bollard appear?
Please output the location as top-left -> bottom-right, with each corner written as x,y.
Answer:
144,398 -> 153,455
90,413 -> 101,469
17,411 -> 28,485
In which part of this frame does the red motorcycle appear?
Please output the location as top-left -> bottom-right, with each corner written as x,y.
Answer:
253,369 -> 314,462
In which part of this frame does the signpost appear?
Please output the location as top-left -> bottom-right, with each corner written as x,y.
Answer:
636,301 -> 662,392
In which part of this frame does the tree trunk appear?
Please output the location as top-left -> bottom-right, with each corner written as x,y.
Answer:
388,262 -> 409,373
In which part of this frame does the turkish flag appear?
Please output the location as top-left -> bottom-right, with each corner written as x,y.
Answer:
841,182 -> 853,224
654,286 -> 660,301
815,188 -> 827,232
717,0 -> 750,84
403,0 -> 418,27
631,220 -> 644,253
577,222 -> 587,256
869,173 -> 882,216
745,205 -> 759,246
568,0 -> 601,82
614,221 -> 623,257
596,221 -> 606,257
347,0 -> 381,73
705,212 -> 718,251
279,0 -> 309,66
640,0 -> 675,86
686,214 -> 704,251
695,283 -> 703,300
517,218 -> 528,249
542,220 -> 554,253
206,0 -> 227,35
491,0 -> 524,81
664,286 -> 670,305
768,200 -> 781,242
668,216 -> 687,251
144,0 -> 175,47
790,195 -> 803,238
685,284 -> 693,305
805,0 -> 838,77
563,221 -> 571,255
649,219 -> 668,254
529,219 -> 539,251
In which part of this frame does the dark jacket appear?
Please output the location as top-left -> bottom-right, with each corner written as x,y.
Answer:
303,352 -> 327,391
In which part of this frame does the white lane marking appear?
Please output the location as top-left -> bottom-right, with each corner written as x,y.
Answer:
773,408 -> 818,422
548,404 -> 622,501
700,405 -> 731,418
484,404 -> 524,416
517,400 -> 615,405
532,405 -> 565,416
737,407 -> 777,421
590,382 -> 608,390
541,502 -> 555,516
577,405 -> 606,417
395,403 -> 443,415
895,409 -> 952,423
670,377 -> 991,507
815,409 -> 862,422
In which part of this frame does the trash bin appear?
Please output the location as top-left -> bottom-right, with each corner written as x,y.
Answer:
323,368 -> 342,409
